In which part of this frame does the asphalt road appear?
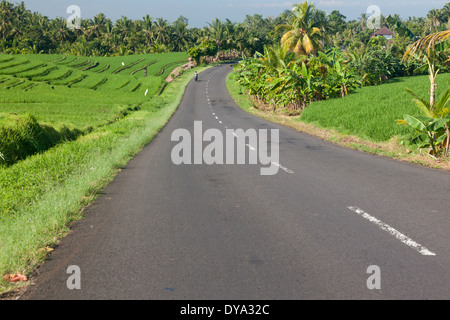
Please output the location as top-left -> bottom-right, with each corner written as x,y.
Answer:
22,63 -> 450,300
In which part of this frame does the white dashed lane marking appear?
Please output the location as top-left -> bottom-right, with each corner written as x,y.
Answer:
347,206 -> 436,256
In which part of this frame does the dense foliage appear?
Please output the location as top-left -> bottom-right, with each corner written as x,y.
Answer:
235,1 -> 449,112
0,1 -> 449,58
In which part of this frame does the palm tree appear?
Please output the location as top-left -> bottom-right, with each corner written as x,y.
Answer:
171,18 -> 190,51
426,9 -> 441,33
86,13 -> 107,39
140,15 -> 155,46
153,17 -> 170,45
207,18 -> 226,58
358,13 -> 367,31
52,17 -> 71,42
232,24 -> 250,57
113,16 -> 133,43
0,0 -> 14,41
276,1 -> 323,56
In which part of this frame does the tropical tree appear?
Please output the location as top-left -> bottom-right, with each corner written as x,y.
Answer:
276,0 -> 324,56
207,18 -> 226,59
0,0 -> 14,41
153,17 -> 170,45
171,16 -> 190,52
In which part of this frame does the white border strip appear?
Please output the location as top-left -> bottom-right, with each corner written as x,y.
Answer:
347,206 -> 436,256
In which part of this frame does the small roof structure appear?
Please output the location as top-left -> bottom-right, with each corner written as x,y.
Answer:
373,27 -> 394,36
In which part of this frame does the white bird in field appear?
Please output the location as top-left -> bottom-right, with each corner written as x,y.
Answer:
145,89 -> 148,96
122,62 -> 125,66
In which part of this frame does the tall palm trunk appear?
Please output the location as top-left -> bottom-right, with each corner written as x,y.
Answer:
427,58 -> 439,112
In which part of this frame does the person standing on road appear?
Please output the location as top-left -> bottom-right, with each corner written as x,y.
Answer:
194,71 -> 198,81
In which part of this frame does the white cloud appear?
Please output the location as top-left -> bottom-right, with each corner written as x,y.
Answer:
317,0 -> 345,7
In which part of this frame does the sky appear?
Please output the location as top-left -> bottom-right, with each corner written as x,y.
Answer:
11,0 -> 449,28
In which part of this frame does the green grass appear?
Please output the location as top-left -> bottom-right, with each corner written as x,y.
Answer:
0,52 -> 188,167
0,58 -> 207,295
300,72 -> 450,142
0,53 -> 187,127
226,67 -> 257,113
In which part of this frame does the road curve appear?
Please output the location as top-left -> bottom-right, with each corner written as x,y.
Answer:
22,63 -> 450,300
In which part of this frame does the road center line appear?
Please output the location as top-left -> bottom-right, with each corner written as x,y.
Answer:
271,161 -> 294,174
347,206 -> 436,256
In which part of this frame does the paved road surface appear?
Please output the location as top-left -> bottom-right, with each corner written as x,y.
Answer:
22,63 -> 450,300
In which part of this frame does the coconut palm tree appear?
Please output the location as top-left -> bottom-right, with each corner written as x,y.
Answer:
113,16 -> 133,43
52,17 -> 72,43
0,0 -> 14,41
153,17 -> 170,45
171,17 -> 190,51
140,15 -> 155,46
276,0 -> 323,56
232,24 -> 250,57
86,13 -> 107,39
207,18 -> 226,59
426,9 -> 441,33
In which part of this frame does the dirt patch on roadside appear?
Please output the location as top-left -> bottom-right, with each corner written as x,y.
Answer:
165,62 -> 196,83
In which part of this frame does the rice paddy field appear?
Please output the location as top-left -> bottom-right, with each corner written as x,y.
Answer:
299,72 -> 450,142
0,57 -> 206,293
0,52 -> 188,129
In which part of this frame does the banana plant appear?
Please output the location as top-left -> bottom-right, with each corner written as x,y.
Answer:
333,60 -> 360,98
399,87 -> 450,156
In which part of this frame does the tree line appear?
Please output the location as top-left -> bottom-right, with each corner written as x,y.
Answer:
0,1 -> 449,57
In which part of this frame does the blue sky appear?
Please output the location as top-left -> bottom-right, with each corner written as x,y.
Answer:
13,0 -> 449,28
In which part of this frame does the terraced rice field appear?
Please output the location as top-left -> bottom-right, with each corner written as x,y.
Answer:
0,52 -> 188,129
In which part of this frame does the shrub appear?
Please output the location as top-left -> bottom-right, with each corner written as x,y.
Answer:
0,114 -> 81,167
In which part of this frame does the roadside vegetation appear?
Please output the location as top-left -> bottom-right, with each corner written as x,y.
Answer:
233,1 -> 450,160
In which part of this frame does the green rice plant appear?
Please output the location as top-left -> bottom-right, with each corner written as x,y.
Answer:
95,64 -> 110,73
112,58 -> 145,74
0,59 -> 29,71
21,66 -> 58,80
54,55 -> 78,65
0,56 -> 14,64
81,61 -> 99,71
1,62 -> 46,76
300,72 -> 450,142
130,61 -> 158,75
